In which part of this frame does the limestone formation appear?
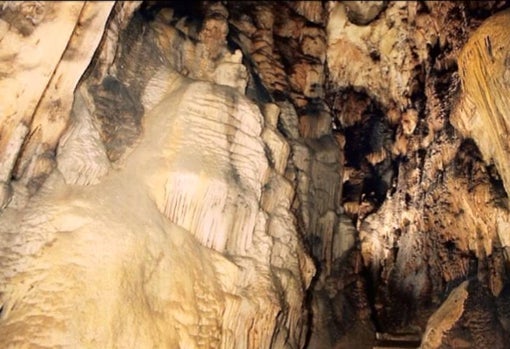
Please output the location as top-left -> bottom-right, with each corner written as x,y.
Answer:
0,3 -> 313,348
342,1 -> 387,26
452,9 -> 510,197
1,1 -> 510,349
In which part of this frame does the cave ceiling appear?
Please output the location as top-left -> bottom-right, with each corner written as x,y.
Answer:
1,1 -> 510,348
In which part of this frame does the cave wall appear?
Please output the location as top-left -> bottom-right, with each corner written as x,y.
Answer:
1,1 -> 510,348
326,2 -> 510,346
0,2 -> 314,348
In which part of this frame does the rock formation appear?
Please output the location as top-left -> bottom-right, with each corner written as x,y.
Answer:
0,1 -> 510,348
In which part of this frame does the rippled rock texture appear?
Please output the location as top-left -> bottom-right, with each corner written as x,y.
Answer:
1,1 -> 510,348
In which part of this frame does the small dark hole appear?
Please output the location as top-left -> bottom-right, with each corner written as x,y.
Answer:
405,193 -> 412,205
369,50 -> 380,61
445,240 -> 456,252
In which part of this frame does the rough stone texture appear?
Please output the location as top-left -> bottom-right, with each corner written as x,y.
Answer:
421,281 -> 470,349
342,1 -> 387,26
0,3 -> 314,348
326,0 -> 510,345
2,1 -> 510,349
452,9 -> 510,198
0,1 -> 115,202
422,280 -> 508,349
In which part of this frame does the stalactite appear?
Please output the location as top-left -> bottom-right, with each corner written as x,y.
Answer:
1,1 -> 510,348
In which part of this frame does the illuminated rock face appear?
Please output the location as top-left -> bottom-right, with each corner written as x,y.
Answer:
421,10 -> 510,348
0,74 -> 314,348
0,3 -> 313,348
2,1 -> 510,348
453,9 -> 510,197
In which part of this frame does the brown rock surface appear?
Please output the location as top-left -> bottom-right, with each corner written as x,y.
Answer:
1,1 -> 510,349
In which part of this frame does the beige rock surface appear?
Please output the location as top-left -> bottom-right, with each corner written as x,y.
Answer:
2,1 -> 510,348
0,2 -> 115,204
421,281 -> 469,349
452,9 -> 510,197
0,61 -> 313,349
0,2 -> 314,348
